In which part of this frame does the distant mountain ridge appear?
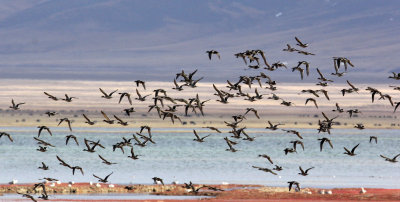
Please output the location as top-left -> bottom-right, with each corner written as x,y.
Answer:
0,0 -> 398,82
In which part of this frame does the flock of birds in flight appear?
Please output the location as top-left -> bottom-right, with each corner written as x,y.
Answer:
1,36 -> 400,201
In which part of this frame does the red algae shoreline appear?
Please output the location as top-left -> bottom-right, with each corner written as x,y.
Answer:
0,183 -> 399,201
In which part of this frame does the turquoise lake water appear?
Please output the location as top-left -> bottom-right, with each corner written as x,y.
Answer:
0,127 -> 399,188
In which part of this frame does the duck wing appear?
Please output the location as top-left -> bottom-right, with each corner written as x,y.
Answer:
99,88 -> 107,96
101,111 -> 110,121
351,143 -> 360,153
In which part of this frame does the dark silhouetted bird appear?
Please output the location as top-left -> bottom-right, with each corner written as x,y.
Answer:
152,177 -> 165,185
193,129 -> 210,142
380,154 -> 399,163
343,143 -> 360,156
295,37 -> 308,48
65,134 -> 79,146
93,172 -> 113,183
318,138 -> 333,152
118,92 -> 132,105
252,166 -> 277,175
37,126 -> 52,137
58,118 -> 72,131
123,107 -> 135,116
38,162 -> 49,170
288,181 -> 300,191
266,121 -> 284,130
62,94 -> 77,102
99,88 -> 118,99
45,111 -> 58,117
101,111 -> 115,124
305,98 -> 318,109
135,80 -> 146,90
10,99 -> 25,110
298,166 -> 314,176
44,92 -> 58,101
82,114 -> 96,125
206,50 -> 220,60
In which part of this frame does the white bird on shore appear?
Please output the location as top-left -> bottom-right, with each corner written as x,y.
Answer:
9,179 -> 18,185
360,187 -> 366,194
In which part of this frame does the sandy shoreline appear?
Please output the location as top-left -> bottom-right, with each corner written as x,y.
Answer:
1,80 -> 400,130
1,183 -> 399,201
1,110 -> 399,130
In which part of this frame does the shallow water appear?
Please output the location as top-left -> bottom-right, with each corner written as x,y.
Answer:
0,127 -> 399,188
0,193 -> 213,200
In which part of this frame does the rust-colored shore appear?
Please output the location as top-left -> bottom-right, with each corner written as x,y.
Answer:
0,183 -> 399,201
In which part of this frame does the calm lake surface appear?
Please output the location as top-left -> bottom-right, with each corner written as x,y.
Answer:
0,127 -> 399,188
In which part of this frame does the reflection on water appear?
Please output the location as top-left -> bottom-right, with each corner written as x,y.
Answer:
0,127 -> 399,188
